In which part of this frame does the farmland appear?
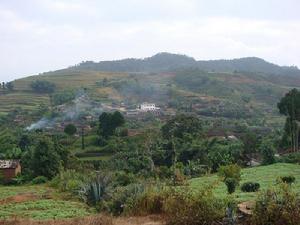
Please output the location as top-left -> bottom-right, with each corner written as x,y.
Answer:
0,185 -> 93,220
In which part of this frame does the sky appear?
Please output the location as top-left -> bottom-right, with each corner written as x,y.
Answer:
0,0 -> 300,82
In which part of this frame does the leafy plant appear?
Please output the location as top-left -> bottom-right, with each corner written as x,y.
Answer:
280,176 -> 296,185
32,176 -> 48,184
218,164 -> 241,182
225,178 -> 238,194
241,182 -> 260,192
252,184 -> 300,225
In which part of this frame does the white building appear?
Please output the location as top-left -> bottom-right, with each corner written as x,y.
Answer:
140,103 -> 160,112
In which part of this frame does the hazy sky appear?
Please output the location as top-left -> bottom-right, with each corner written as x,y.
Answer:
1,0 -> 300,81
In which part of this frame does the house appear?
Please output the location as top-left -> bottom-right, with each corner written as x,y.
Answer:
140,103 -> 160,112
0,160 -> 21,182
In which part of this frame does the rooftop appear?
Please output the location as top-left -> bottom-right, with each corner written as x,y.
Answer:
0,160 -> 20,169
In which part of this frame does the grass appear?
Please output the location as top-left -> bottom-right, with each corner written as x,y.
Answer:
0,200 -> 91,220
189,163 -> 300,202
78,155 -> 112,161
0,185 -> 49,200
0,184 -> 94,220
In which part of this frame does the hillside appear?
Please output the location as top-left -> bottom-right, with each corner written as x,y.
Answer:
1,53 -> 300,130
190,163 -> 300,202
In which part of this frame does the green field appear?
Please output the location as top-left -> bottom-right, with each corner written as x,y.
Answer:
0,184 -> 93,220
189,163 -> 300,202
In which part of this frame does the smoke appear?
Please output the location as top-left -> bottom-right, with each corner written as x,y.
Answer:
25,118 -> 54,131
26,91 -> 103,131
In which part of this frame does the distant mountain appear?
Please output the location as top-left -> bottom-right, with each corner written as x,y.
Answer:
73,52 -> 300,76
74,53 -> 196,73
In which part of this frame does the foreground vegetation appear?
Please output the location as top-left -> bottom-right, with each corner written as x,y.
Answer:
190,163 -> 300,202
0,185 -> 93,220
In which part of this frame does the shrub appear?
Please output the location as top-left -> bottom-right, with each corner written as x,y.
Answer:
50,170 -> 86,194
105,183 -> 146,215
163,188 -> 225,225
32,176 -> 48,184
252,184 -> 300,225
241,182 -> 260,192
280,176 -> 296,185
126,185 -> 168,216
225,178 -> 238,194
218,164 -> 241,183
113,171 -> 136,186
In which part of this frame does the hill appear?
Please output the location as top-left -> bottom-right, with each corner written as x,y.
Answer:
74,52 -> 300,77
1,52 -> 300,130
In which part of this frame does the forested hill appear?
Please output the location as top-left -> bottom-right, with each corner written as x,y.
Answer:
73,52 -> 300,76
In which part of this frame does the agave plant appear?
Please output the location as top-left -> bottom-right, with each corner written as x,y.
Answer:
79,172 -> 111,205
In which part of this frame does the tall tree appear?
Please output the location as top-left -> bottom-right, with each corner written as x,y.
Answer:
98,111 -> 125,138
31,137 -> 61,178
278,89 -> 300,151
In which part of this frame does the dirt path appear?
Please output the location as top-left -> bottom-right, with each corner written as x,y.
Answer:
0,215 -> 165,225
113,215 -> 164,225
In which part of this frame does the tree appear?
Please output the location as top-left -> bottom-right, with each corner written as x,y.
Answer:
241,131 -> 259,165
278,89 -> 300,151
161,114 -> 202,139
64,124 -> 77,136
218,164 -> 241,183
30,80 -> 56,93
259,138 -> 276,165
18,134 -> 31,151
98,111 -> 125,138
31,137 -> 61,178
111,111 -> 125,128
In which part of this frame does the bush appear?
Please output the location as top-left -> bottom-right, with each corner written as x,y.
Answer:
280,176 -> 295,184
130,187 -> 167,215
105,183 -> 146,215
50,170 -> 86,194
32,176 -> 48,184
252,184 -> 300,225
114,171 -> 136,186
163,187 -> 225,225
225,178 -> 238,194
241,182 -> 260,192
218,164 -> 241,183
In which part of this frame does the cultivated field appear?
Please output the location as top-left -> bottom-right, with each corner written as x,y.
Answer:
0,185 -> 93,220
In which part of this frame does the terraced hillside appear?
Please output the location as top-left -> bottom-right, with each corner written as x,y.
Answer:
1,53 -> 300,129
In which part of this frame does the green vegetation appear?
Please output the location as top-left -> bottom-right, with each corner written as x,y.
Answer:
190,163 -> 300,202
30,80 -> 56,93
0,200 -> 91,220
1,54 -> 300,223
0,185 -> 93,220
252,184 -> 300,225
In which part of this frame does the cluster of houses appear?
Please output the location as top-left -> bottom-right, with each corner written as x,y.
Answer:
0,160 -> 21,183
